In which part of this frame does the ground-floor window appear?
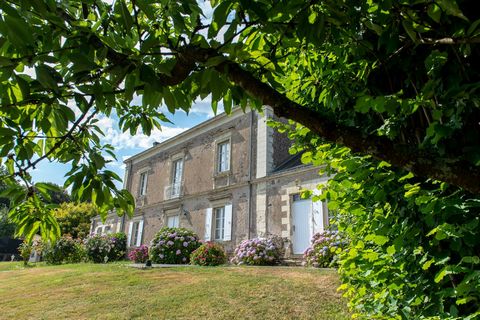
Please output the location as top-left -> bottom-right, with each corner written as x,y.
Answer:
205,203 -> 232,242
128,220 -> 144,247
167,215 -> 180,228
214,207 -> 225,240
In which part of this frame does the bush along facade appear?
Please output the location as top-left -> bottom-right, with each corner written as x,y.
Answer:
84,232 -> 127,263
190,242 -> 227,266
43,236 -> 85,264
128,245 -> 149,263
231,237 -> 283,266
303,231 -> 346,268
149,227 -> 200,264
283,125 -> 480,319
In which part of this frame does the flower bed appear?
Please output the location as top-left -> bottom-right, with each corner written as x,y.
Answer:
149,227 -> 200,264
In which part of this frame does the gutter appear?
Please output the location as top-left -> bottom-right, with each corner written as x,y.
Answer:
247,110 -> 255,240
121,161 -> 133,232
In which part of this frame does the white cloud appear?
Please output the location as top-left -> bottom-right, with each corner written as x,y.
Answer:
95,115 -> 188,150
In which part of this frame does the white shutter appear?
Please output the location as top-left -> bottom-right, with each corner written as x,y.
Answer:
205,208 -> 212,241
312,199 -> 324,234
136,220 -> 144,247
116,221 -> 121,233
223,204 -> 233,241
127,221 -> 133,247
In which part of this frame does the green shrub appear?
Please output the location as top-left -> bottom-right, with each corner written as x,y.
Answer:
84,232 -> 126,263
43,236 -> 85,264
149,227 -> 200,264
18,241 -> 32,266
190,242 -> 227,266
283,126 -> 480,319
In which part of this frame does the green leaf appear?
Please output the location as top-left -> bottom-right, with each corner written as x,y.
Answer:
118,0 -> 134,31
402,20 -> 417,43
4,15 -> 34,47
387,245 -> 396,255
208,1 -> 232,38
436,0 -> 468,21
427,4 -> 442,23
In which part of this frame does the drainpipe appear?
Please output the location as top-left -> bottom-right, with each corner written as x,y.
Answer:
247,110 -> 255,239
121,161 -> 133,233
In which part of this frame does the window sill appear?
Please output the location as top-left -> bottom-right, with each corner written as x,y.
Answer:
214,170 -> 231,178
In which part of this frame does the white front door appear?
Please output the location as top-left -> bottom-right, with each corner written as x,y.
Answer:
292,196 -> 312,254
167,215 -> 179,228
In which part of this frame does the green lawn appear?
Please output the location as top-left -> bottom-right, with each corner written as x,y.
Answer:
0,262 -> 349,319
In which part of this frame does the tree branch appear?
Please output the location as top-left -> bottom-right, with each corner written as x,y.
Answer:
179,45 -> 480,194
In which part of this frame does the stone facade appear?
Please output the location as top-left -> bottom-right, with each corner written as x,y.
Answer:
91,107 -> 329,256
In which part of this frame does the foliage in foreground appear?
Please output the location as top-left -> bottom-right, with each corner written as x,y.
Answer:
280,122 -> 480,319
303,231 -> 346,268
84,232 -> 127,263
231,237 -> 283,266
190,242 -> 227,266
149,227 -> 201,264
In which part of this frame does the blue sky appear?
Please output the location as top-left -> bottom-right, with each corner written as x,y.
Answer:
30,99 -> 224,189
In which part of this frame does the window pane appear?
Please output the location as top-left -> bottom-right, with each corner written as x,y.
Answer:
218,141 -> 230,172
131,222 -> 139,246
140,173 -> 147,195
172,159 -> 183,196
214,207 -> 225,240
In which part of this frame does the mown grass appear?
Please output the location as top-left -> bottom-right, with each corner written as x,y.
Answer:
0,262 -> 349,320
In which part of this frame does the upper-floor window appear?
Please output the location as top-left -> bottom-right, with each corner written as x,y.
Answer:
171,158 -> 183,197
217,140 -> 230,173
139,171 -> 148,196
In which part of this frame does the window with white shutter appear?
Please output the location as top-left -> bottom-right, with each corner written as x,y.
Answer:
206,203 -> 233,241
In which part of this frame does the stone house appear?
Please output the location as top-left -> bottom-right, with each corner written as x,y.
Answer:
91,107 -> 329,257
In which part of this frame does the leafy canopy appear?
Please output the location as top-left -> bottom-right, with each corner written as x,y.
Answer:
0,0 -> 479,241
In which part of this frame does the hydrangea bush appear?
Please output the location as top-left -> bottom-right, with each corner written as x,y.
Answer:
84,232 -> 127,263
149,227 -> 200,264
231,237 -> 283,266
303,230 -> 346,268
190,242 -> 227,266
43,236 -> 85,264
108,232 -> 127,261
128,245 -> 149,263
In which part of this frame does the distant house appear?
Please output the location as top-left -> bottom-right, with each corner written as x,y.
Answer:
91,107 -> 329,257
